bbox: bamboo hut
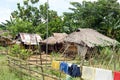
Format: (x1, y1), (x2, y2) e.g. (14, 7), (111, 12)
(0, 30), (13, 46)
(40, 33), (68, 53)
(64, 28), (119, 59)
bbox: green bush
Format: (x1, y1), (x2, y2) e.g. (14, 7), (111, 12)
(10, 44), (21, 57)
(20, 49), (32, 60)
(0, 46), (6, 50)
(10, 44), (32, 60)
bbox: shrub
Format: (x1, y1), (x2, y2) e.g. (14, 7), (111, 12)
(19, 49), (32, 60)
(10, 44), (32, 60)
(10, 44), (21, 57)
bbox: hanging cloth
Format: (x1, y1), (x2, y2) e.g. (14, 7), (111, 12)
(95, 68), (113, 80)
(114, 71), (120, 80)
(68, 64), (81, 77)
(51, 60), (60, 70)
(60, 62), (68, 74)
(82, 66), (96, 80)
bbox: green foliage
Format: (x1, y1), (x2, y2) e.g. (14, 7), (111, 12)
(0, 24), (6, 30)
(10, 44), (32, 60)
(46, 69), (60, 77)
(2, 32), (9, 36)
(0, 46), (6, 50)
(5, 1), (64, 38)
(10, 44), (21, 57)
(100, 47), (112, 55)
(51, 52), (60, 60)
(7, 19), (34, 38)
(0, 66), (20, 80)
(64, 0), (120, 41)
(19, 49), (32, 60)
(0, 55), (36, 80)
(2, 0), (120, 41)
(0, 55), (20, 80)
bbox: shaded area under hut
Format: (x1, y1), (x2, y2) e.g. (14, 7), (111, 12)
(40, 33), (68, 53)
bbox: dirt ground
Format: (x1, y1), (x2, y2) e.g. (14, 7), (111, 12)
(28, 53), (74, 66)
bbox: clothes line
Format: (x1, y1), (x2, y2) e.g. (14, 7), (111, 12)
(52, 61), (82, 77)
(51, 60), (120, 80)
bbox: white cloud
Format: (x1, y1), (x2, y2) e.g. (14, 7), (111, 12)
(0, 7), (12, 23)
(48, 0), (71, 15)
(0, 0), (120, 23)
(39, 0), (97, 15)
(0, 0), (23, 23)
(5, 0), (22, 3)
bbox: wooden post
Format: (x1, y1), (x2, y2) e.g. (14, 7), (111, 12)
(38, 43), (45, 80)
(113, 45), (116, 71)
(36, 47), (38, 64)
(79, 44), (87, 80)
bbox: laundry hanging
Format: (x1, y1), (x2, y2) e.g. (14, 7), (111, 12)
(95, 68), (113, 80)
(114, 71), (120, 80)
(60, 62), (68, 74)
(51, 60), (60, 70)
(68, 64), (81, 77)
(82, 66), (96, 80)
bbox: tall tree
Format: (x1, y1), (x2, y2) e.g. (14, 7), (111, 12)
(7, 18), (34, 38)
(11, 0), (42, 26)
(7, 0), (63, 38)
(63, 0), (120, 41)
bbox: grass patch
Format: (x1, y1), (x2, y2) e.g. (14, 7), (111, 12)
(0, 46), (7, 51)
(0, 66), (20, 80)
(0, 55), (21, 80)
(0, 54), (36, 80)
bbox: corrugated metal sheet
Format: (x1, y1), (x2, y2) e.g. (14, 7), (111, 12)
(19, 33), (42, 45)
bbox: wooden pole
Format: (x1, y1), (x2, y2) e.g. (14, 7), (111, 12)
(38, 41), (45, 80)
(113, 45), (116, 71)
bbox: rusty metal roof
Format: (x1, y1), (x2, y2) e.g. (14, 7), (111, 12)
(19, 33), (42, 45)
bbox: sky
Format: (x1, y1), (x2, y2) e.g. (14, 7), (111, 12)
(0, 0), (119, 24)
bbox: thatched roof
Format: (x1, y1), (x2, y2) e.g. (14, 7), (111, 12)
(41, 33), (68, 45)
(0, 30), (12, 38)
(0, 30), (8, 35)
(64, 28), (119, 48)
(0, 30), (12, 41)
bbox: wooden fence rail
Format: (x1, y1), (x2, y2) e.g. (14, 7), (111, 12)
(7, 55), (63, 80)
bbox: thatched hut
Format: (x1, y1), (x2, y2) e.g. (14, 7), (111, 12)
(40, 33), (68, 53)
(0, 30), (13, 46)
(64, 28), (119, 59)
(15, 33), (42, 50)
